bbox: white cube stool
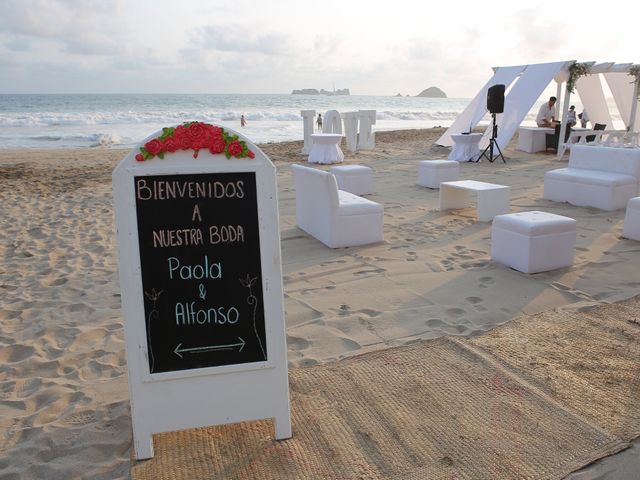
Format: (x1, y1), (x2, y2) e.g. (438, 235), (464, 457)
(330, 165), (373, 195)
(491, 211), (577, 274)
(418, 160), (459, 189)
(623, 197), (640, 241)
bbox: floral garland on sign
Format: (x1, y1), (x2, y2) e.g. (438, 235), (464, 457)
(135, 121), (255, 162)
(566, 62), (590, 94)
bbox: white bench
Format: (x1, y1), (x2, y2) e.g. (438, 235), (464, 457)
(291, 164), (383, 248)
(544, 145), (640, 211)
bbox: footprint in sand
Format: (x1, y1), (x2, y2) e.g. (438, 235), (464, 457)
(445, 308), (466, 319)
(465, 296), (482, 305)
(479, 276), (495, 288)
(64, 410), (97, 426)
(286, 335), (311, 351)
(425, 318), (445, 328)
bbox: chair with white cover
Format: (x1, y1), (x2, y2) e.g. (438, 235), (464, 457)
(291, 164), (384, 248)
(558, 128), (607, 158)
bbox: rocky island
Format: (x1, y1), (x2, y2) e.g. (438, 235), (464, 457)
(292, 88), (350, 95)
(416, 87), (447, 98)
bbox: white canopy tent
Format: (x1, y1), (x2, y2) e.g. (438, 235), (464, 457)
(437, 61), (640, 157)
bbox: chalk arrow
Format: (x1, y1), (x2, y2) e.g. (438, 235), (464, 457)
(174, 337), (246, 358)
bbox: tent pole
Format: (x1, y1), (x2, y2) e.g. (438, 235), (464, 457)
(557, 84), (571, 159)
(629, 80), (639, 133)
(556, 81), (563, 119)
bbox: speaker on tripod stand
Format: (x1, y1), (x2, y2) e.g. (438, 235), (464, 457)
(478, 84), (506, 163)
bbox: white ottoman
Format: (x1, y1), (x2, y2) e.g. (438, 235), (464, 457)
(418, 160), (459, 189)
(491, 211), (577, 274)
(330, 165), (373, 195)
(623, 197), (640, 240)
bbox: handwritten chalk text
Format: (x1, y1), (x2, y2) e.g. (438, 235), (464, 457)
(175, 303), (240, 325)
(136, 178), (245, 201)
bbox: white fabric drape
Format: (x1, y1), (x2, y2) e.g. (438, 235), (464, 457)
(604, 72), (640, 130)
(485, 61), (568, 152)
(435, 65), (524, 147)
(576, 75), (613, 129)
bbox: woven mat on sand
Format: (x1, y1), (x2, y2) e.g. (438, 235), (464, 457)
(132, 299), (640, 480)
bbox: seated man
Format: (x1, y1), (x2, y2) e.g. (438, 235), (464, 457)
(536, 96), (558, 128)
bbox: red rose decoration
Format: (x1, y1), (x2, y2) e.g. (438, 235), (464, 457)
(162, 137), (178, 153)
(227, 140), (243, 157)
(137, 122), (255, 163)
(144, 139), (162, 156)
(187, 122), (207, 143)
(209, 137), (226, 154)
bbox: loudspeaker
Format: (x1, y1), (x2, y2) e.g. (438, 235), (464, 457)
(487, 84), (505, 114)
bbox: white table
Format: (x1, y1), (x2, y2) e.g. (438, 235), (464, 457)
(439, 180), (510, 222)
(449, 133), (483, 162)
(517, 127), (554, 153)
(308, 133), (344, 164)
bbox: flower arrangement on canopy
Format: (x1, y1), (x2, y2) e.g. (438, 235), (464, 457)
(566, 62), (591, 94)
(629, 65), (640, 98)
(135, 121), (255, 162)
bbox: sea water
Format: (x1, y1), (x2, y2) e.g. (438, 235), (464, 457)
(0, 93), (474, 149)
(0, 93), (612, 149)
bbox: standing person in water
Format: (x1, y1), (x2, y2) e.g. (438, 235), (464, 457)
(240, 114), (247, 127)
(316, 113), (323, 131)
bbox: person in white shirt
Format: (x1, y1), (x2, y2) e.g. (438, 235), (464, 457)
(536, 96), (558, 127)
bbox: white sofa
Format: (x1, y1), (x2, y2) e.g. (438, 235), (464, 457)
(544, 145), (640, 211)
(291, 164), (384, 248)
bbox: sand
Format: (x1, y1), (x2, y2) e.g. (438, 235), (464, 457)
(0, 129), (638, 478)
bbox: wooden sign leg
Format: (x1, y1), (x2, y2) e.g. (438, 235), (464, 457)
(133, 422), (154, 459)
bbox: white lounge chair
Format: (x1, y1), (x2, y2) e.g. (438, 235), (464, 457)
(544, 144), (640, 211)
(290, 164), (384, 248)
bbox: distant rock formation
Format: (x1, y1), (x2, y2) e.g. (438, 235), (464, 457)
(292, 88), (350, 95)
(395, 93), (403, 97)
(292, 88), (320, 95)
(416, 87), (447, 98)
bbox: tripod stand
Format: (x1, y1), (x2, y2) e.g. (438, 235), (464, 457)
(478, 113), (505, 163)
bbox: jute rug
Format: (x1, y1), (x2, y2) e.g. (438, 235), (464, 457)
(131, 299), (640, 480)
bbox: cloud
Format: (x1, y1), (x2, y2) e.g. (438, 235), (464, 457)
(510, 8), (564, 59)
(0, 0), (127, 56)
(192, 24), (296, 56)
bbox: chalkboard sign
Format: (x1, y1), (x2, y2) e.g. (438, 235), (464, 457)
(134, 172), (267, 374)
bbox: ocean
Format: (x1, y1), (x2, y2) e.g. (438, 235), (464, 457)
(0, 93), (475, 149)
(0, 93), (606, 149)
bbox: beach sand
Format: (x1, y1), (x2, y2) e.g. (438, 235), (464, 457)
(1, 129), (638, 478)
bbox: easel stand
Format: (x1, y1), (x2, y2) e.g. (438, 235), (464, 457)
(477, 113), (505, 163)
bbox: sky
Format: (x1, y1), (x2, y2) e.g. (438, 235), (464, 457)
(0, 0), (637, 97)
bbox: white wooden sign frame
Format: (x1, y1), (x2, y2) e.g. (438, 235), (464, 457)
(113, 125), (291, 459)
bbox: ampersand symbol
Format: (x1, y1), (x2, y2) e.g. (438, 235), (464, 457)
(198, 284), (206, 300)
